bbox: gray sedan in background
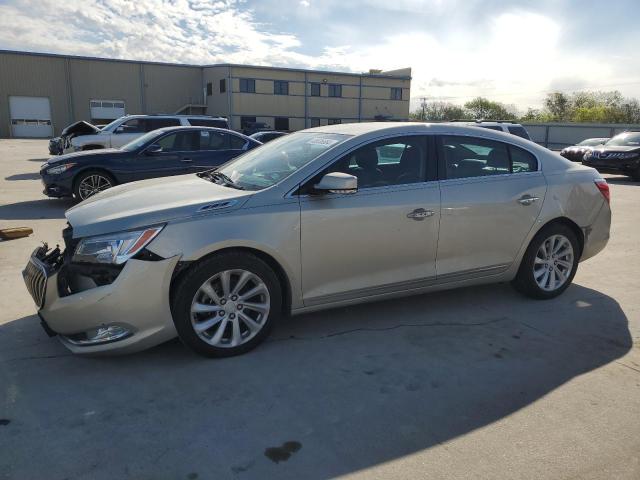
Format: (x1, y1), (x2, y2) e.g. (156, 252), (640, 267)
(23, 123), (611, 357)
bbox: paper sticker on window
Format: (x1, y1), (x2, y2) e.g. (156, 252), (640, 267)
(307, 137), (339, 146)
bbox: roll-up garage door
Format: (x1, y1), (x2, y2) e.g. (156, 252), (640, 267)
(9, 96), (53, 138)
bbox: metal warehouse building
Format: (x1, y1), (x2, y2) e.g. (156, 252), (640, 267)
(0, 50), (411, 138)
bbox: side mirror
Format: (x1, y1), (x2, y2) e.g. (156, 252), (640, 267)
(314, 172), (357, 194)
(145, 144), (163, 155)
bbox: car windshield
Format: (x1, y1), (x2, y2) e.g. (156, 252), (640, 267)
(578, 138), (606, 146)
(605, 132), (640, 147)
(120, 131), (161, 151)
(100, 118), (124, 132)
(216, 132), (350, 191)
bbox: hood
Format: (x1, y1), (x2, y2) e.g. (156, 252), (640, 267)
(45, 148), (123, 166)
(594, 145), (640, 153)
(60, 121), (102, 138)
(66, 174), (253, 238)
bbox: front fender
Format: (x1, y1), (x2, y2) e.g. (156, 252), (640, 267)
(146, 201), (303, 309)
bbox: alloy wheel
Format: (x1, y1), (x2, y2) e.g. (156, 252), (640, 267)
(533, 234), (574, 292)
(78, 174), (112, 200)
(190, 269), (270, 348)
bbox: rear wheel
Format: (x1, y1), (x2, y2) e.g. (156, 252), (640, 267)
(171, 252), (282, 357)
(512, 224), (579, 299)
(73, 170), (115, 201)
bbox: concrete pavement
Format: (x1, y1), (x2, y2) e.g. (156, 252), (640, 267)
(1, 139), (639, 480)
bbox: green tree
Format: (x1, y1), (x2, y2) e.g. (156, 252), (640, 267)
(463, 97), (516, 120)
(544, 92), (571, 121)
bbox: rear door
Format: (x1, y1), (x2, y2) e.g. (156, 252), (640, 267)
(128, 130), (201, 181)
(436, 135), (546, 278)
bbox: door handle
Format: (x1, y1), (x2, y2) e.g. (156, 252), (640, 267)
(518, 195), (539, 206)
(407, 208), (435, 221)
(181, 157), (193, 162)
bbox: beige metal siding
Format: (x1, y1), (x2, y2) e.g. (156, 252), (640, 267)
(203, 66), (231, 118)
(143, 64), (203, 114)
(68, 59), (142, 122)
(0, 52), (69, 137)
(0, 52), (410, 137)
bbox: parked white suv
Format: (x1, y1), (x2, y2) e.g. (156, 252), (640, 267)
(452, 120), (531, 140)
(59, 115), (229, 154)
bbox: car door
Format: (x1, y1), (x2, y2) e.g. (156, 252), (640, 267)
(436, 135), (546, 279)
(299, 135), (440, 306)
(129, 131), (201, 181)
(193, 131), (249, 170)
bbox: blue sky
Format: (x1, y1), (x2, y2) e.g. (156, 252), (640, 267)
(0, 0), (639, 111)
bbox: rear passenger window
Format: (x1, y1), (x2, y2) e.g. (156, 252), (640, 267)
(188, 118), (228, 128)
(508, 126), (530, 139)
(510, 145), (537, 172)
(199, 131), (228, 150)
(441, 136), (510, 179)
(229, 134), (247, 150)
(145, 118), (181, 131)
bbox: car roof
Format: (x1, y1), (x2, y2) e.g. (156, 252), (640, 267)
(149, 125), (249, 136)
(121, 114), (227, 120)
(308, 121), (526, 136)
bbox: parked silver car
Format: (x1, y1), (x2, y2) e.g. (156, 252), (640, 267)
(23, 123), (611, 356)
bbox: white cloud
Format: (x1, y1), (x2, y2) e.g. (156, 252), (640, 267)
(0, 1), (638, 111)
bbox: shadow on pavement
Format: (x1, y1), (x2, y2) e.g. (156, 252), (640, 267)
(0, 283), (631, 479)
(605, 175), (639, 186)
(0, 198), (73, 220)
(4, 173), (41, 181)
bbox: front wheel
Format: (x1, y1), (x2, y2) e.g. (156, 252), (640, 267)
(73, 170), (115, 201)
(171, 252), (282, 357)
(512, 224), (579, 299)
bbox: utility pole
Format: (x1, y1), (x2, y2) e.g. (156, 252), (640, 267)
(420, 97), (427, 121)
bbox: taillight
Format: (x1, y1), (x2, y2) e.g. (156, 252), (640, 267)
(595, 179), (610, 204)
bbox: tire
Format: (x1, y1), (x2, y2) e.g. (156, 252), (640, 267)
(512, 223), (579, 300)
(171, 252), (282, 358)
(73, 170), (116, 201)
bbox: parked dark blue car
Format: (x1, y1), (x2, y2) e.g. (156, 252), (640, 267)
(40, 126), (261, 201)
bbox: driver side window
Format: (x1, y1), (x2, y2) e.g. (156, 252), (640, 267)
(304, 136), (429, 192)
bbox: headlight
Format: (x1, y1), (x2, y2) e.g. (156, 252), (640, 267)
(72, 226), (164, 265)
(46, 163), (76, 175)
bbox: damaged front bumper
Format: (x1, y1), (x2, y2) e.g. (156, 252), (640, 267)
(22, 242), (180, 355)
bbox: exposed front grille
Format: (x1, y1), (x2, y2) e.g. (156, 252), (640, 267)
(23, 257), (48, 308)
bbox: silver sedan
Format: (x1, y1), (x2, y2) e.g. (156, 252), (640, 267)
(23, 122), (611, 356)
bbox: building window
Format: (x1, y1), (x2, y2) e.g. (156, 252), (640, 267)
(274, 117), (290, 131)
(219, 79), (226, 93)
(206, 82), (213, 96)
(240, 116), (257, 129)
(310, 83), (321, 96)
(310, 118), (321, 127)
(390, 87), (402, 100)
(274, 80), (289, 95)
(328, 84), (342, 97)
(239, 78), (256, 93)
(328, 118), (341, 125)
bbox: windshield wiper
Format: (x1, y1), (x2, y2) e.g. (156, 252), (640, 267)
(199, 171), (244, 190)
